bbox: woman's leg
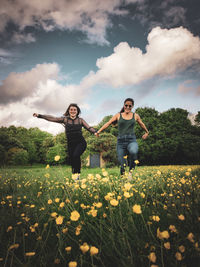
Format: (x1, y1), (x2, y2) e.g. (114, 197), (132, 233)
(117, 138), (127, 175)
(71, 140), (87, 174)
(127, 141), (138, 172)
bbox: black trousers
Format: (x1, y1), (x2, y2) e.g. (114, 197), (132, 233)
(68, 139), (87, 174)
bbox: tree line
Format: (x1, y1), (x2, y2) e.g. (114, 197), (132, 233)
(0, 108), (200, 166)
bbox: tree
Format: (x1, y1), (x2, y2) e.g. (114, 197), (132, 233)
(195, 111), (200, 126)
(46, 144), (67, 165)
(6, 147), (29, 165)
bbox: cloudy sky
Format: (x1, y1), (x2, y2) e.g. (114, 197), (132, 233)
(0, 0), (200, 134)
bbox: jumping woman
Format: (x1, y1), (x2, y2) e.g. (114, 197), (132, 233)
(97, 98), (149, 178)
(33, 103), (97, 179)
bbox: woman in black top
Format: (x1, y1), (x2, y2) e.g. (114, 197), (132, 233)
(33, 103), (97, 179)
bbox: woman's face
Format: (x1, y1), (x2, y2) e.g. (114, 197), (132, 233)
(69, 106), (78, 117)
(124, 101), (133, 113)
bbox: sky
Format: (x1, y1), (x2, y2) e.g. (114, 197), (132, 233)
(0, 0), (200, 135)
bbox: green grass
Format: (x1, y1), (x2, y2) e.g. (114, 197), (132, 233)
(0, 165), (200, 267)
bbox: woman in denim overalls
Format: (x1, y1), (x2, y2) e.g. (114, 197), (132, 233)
(97, 98), (149, 177)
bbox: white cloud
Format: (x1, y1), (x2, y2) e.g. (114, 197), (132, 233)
(0, 0), (133, 45)
(74, 27), (200, 89)
(0, 63), (60, 104)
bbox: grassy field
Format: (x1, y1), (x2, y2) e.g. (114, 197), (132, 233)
(0, 164), (200, 267)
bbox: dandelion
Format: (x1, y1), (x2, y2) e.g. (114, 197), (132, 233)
(56, 216), (64, 225)
(169, 225), (177, 233)
(54, 155), (60, 161)
(48, 199), (53, 204)
(102, 171), (108, 176)
(148, 252), (156, 263)
(55, 198), (60, 203)
(123, 155), (128, 159)
(80, 242), (90, 253)
(90, 246), (99, 256)
(110, 199), (119, 206)
(178, 214), (185, 221)
(185, 171), (190, 176)
(25, 252), (35, 257)
(140, 192), (145, 198)
(124, 191), (131, 198)
(7, 226), (13, 232)
(70, 210), (80, 221)
(54, 259), (60, 264)
(124, 182), (132, 191)
(134, 160), (139, 165)
(95, 202), (102, 208)
(157, 170), (161, 175)
(132, 204), (142, 214)
(68, 262), (77, 267)
(175, 252), (182, 261)
(62, 228), (68, 234)
(164, 242), (170, 250)
(46, 164), (50, 169)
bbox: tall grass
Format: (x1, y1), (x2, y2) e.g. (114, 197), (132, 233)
(0, 164), (200, 267)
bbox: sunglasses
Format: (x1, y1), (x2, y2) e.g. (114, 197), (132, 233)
(124, 104), (132, 108)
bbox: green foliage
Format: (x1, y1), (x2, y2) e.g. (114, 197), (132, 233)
(6, 147), (29, 165)
(195, 111), (200, 126)
(46, 143), (67, 165)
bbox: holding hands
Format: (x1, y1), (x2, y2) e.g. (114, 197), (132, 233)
(33, 113), (38, 117)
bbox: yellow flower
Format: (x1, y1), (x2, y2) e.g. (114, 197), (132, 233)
(95, 202), (102, 208)
(157, 228), (170, 239)
(169, 225), (177, 233)
(62, 228), (68, 234)
(148, 252), (156, 263)
(54, 155), (60, 161)
(140, 192), (145, 198)
(59, 202), (65, 208)
(7, 226), (13, 232)
(110, 199), (119, 206)
(9, 244), (19, 250)
(175, 252), (182, 261)
(187, 232), (195, 243)
(65, 246), (72, 252)
(55, 198), (60, 203)
(178, 214), (185, 221)
(90, 246), (99, 256)
(132, 204), (142, 214)
(25, 252), (35, 257)
(70, 210), (80, 221)
(68, 261), (77, 267)
(54, 258), (60, 264)
(178, 245), (185, 253)
(56, 216), (64, 225)
(80, 242), (90, 253)
(185, 171), (190, 176)
(48, 199), (53, 204)
(134, 160), (139, 165)
(124, 182), (132, 191)
(124, 191), (131, 198)
(164, 242), (170, 250)
(51, 212), (58, 218)
(157, 170), (161, 175)
(152, 216), (160, 222)
(46, 164), (50, 169)
(102, 171), (108, 176)
(123, 155), (128, 159)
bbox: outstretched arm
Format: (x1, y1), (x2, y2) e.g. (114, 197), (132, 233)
(81, 118), (97, 134)
(135, 113), (149, 140)
(97, 113), (119, 134)
(33, 113), (64, 123)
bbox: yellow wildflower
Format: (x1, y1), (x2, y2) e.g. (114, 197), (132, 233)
(148, 252), (156, 263)
(59, 202), (65, 208)
(175, 252), (182, 261)
(187, 233), (195, 243)
(157, 228), (170, 239)
(56, 216), (64, 225)
(90, 246), (99, 256)
(9, 244), (19, 250)
(54, 155), (60, 161)
(178, 214), (185, 221)
(164, 242), (171, 250)
(178, 245), (185, 253)
(25, 252), (35, 256)
(55, 198), (60, 203)
(70, 210), (80, 221)
(68, 262), (77, 267)
(48, 199), (53, 204)
(54, 258), (60, 264)
(46, 164), (50, 169)
(152, 216), (160, 222)
(110, 199), (119, 206)
(7, 226), (13, 232)
(80, 242), (90, 253)
(95, 202), (102, 208)
(169, 225), (177, 233)
(132, 204), (142, 214)
(51, 212), (58, 218)
(134, 160), (139, 165)
(65, 246), (72, 252)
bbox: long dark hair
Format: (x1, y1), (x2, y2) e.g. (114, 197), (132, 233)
(63, 103), (81, 117)
(112, 98), (134, 125)
(120, 98), (134, 113)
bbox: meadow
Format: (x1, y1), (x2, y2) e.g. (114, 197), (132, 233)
(0, 163), (200, 267)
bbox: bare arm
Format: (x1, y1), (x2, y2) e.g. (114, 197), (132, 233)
(33, 113), (64, 123)
(97, 113), (119, 134)
(135, 113), (149, 140)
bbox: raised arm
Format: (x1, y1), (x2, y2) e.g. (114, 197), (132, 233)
(135, 113), (149, 140)
(81, 118), (97, 134)
(97, 113), (119, 134)
(33, 113), (64, 123)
